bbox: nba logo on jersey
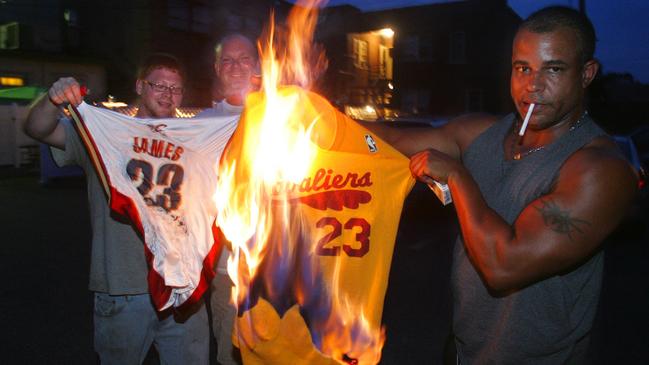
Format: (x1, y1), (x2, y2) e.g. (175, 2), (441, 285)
(364, 134), (378, 153)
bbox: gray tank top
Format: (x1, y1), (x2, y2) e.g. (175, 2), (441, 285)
(453, 113), (606, 364)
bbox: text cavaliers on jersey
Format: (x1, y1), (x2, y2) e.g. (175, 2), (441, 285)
(272, 168), (372, 195)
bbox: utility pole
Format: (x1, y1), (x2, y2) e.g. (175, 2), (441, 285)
(579, 0), (586, 15)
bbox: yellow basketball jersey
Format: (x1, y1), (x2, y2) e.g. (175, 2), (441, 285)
(222, 88), (414, 363)
(298, 107), (415, 332)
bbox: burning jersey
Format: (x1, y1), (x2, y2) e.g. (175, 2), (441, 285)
(222, 88), (415, 363)
(67, 102), (239, 311)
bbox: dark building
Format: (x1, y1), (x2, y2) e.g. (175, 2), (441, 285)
(0, 0), (107, 166)
(71, 0), (290, 107)
(0, 0), (292, 107)
(589, 72), (649, 133)
(0, 0), (291, 166)
(2, 0), (520, 117)
(315, 5), (395, 119)
(312, 0), (521, 119)
(361, 0), (521, 117)
(0, 0), (106, 97)
(316, 6), (370, 106)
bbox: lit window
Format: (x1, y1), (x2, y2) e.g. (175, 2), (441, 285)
(64, 9), (79, 26)
(167, 0), (211, 34)
(379, 45), (392, 79)
(353, 38), (368, 69)
(0, 22), (19, 49)
(1, 76), (24, 86)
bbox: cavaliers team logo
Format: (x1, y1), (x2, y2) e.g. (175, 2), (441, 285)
(146, 123), (168, 136)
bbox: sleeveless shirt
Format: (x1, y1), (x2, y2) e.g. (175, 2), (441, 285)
(453, 113), (606, 364)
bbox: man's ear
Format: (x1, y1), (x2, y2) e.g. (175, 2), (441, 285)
(254, 59), (261, 75)
(582, 59), (599, 88)
(135, 79), (144, 96)
(214, 61), (221, 79)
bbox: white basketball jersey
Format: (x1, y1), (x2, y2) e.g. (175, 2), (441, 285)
(68, 102), (238, 310)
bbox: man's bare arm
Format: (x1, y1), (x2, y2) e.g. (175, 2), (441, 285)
(358, 113), (496, 159)
(24, 77), (84, 150)
(446, 139), (638, 294)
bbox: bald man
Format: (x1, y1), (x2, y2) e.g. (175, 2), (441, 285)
(198, 33), (259, 365)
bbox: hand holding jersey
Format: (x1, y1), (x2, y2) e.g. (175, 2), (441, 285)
(66, 102), (239, 310)
(48, 77), (86, 107)
(25, 56), (215, 364)
(22, 77), (84, 150)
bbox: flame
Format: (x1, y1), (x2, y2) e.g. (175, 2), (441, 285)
(214, 1), (385, 363)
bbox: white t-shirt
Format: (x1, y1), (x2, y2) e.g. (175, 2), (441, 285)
(196, 99), (244, 118)
(196, 100), (244, 275)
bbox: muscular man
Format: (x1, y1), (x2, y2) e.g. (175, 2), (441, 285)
(364, 7), (637, 363)
(24, 53), (210, 364)
(197, 33), (259, 365)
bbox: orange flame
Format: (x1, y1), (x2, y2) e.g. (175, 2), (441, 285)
(214, 1), (385, 363)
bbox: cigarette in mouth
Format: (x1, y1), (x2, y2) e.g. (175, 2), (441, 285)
(518, 103), (535, 137)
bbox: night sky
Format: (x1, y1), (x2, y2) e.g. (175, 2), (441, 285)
(324, 0), (649, 84)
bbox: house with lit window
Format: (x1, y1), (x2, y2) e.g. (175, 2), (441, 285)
(0, 0), (291, 167)
(314, 5), (395, 120)
(316, 0), (520, 119)
(362, 0), (521, 117)
(0, 16), (106, 167)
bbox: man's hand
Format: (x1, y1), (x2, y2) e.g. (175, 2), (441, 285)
(48, 77), (84, 107)
(23, 77), (80, 149)
(409, 148), (464, 184)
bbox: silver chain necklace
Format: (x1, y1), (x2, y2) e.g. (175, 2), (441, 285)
(511, 112), (587, 160)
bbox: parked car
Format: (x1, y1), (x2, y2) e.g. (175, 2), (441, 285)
(39, 144), (84, 185)
(630, 125), (649, 171)
(613, 134), (648, 227)
(613, 134), (647, 192)
(379, 116), (449, 128)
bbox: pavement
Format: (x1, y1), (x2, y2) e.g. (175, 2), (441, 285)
(0, 167), (647, 364)
(0, 172), (95, 364)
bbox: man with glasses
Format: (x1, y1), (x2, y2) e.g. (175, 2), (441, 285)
(135, 59), (184, 118)
(23, 53), (210, 364)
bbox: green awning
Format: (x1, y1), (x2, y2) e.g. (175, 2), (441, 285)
(0, 86), (46, 101)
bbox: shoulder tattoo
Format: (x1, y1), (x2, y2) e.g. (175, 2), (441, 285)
(535, 199), (591, 241)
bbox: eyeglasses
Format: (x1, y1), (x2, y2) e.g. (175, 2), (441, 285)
(220, 55), (255, 67)
(143, 80), (184, 95)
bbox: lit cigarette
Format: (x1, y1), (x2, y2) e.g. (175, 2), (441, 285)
(518, 103), (535, 136)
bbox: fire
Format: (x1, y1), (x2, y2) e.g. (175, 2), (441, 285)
(214, 1), (386, 363)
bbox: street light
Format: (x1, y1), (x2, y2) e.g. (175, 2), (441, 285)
(379, 28), (394, 38)
(101, 95), (128, 109)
